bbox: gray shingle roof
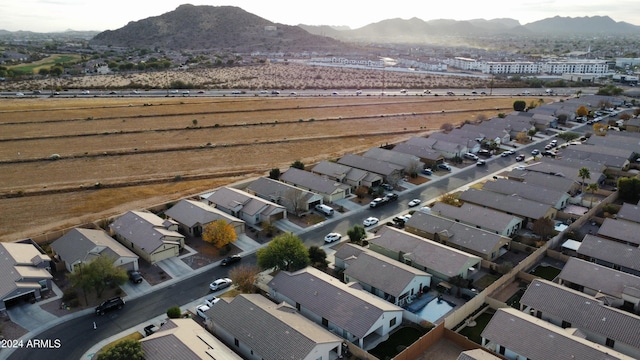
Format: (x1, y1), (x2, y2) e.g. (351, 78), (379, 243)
(482, 308), (633, 360)
(560, 148), (630, 169)
(51, 228), (138, 266)
(363, 147), (424, 170)
(507, 170), (578, 194)
(246, 177), (317, 208)
(457, 349), (502, 360)
(521, 279), (640, 351)
(458, 188), (552, 220)
(337, 244), (431, 297)
(206, 186), (284, 216)
(558, 257), (640, 300)
(597, 218), (640, 246)
(577, 235), (640, 272)
(482, 178), (569, 207)
(616, 203), (640, 224)
(0, 243), (52, 301)
(164, 199), (243, 228)
(267, 267), (403, 339)
(338, 153), (404, 177)
(431, 202), (522, 235)
(311, 160), (368, 183)
(109, 210), (184, 253)
(405, 212), (510, 256)
(280, 167), (349, 195)
(369, 227), (481, 278)
(392, 143), (444, 161)
(208, 294), (342, 360)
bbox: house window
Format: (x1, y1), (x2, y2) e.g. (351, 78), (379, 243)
(296, 302), (300, 311)
(498, 345), (505, 355)
(606, 338), (615, 348)
(561, 320), (571, 328)
(234, 338), (239, 347)
(322, 318), (328, 327)
(390, 317), (396, 327)
(39, 280), (48, 291)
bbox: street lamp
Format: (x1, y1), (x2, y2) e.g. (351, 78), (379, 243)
(379, 57), (397, 95)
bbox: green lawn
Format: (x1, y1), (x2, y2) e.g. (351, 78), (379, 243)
(473, 274), (500, 290)
(8, 54), (81, 74)
(370, 326), (426, 360)
(507, 288), (526, 309)
(530, 265), (561, 281)
(458, 311), (494, 344)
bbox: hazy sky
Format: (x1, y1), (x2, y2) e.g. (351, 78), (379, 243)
(3, 0), (639, 33)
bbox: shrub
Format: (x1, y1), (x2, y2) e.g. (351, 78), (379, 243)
(62, 289), (78, 301)
(167, 306), (182, 319)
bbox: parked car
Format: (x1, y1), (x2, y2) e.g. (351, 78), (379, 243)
(476, 159), (486, 166)
(315, 204), (334, 216)
(95, 297), (125, 315)
(501, 152), (510, 157)
(408, 199), (421, 207)
(369, 198), (384, 208)
(221, 255), (241, 266)
(363, 217), (379, 227)
(422, 168), (433, 175)
(437, 163), (452, 171)
(209, 278), (233, 291)
(383, 193), (398, 202)
(477, 149), (491, 157)
(196, 304), (210, 319)
(515, 155), (525, 162)
(128, 270), (143, 284)
(463, 153), (478, 161)
(381, 183), (394, 191)
(324, 232), (342, 243)
(205, 295), (220, 307)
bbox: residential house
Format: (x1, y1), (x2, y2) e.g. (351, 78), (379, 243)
(268, 267), (404, 349)
(431, 202), (523, 237)
(577, 234), (640, 277)
(333, 243), (432, 306)
(368, 227), (482, 281)
(584, 133), (640, 153)
(50, 228), (139, 274)
(597, 218), (640, 247)
(508, 111), (558, 130)
(109, 210), (184, 265)
(404, 211), (511, 261)
(520, 279), (640, 358)
(363, 147), (425, 174)
(0, 242), (52, 311)
(140, 318), (243, 360)
(205, 186), (286, 226)
(391, 143), (444, 167)
(245, 177), (323, 216)
(557, 257), (640, 312)
(481, 307), (634, 360)
(165, 199), (245, 237)
(523, 157), (605, 185)
(482, 178), (570, 210)
(457, 349), (503, 360)
(458, 188), (557, 228)
(617, 202), (640, 224)
(428, 132), (482, 154)
(625, 118), (640, 132)
(337, 153), (404, 184)
(206, 294), (344, 360)
(280, 167), (350, 203)
(456, 124), (510, 145)
(405, 136), (466, 159)
(506, 169), (581, 196)
(311, 160), (382, 189)
(561, 145), (632, 171)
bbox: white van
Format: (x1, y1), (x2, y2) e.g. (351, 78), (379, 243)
(315, 204), (334, 216)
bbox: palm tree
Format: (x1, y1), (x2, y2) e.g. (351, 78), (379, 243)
(587, 183), (599, 208)
(578, 167), (591, 195)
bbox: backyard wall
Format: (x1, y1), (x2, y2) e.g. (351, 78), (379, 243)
(393, 322), (445, 360)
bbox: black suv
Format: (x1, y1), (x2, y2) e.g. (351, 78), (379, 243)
(95, 297), (125, 315)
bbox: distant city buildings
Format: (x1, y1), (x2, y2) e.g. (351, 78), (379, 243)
(450, 56), (611, 76)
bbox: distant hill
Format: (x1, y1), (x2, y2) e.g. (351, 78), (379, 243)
(89, 4), (349, 52)
(523, 15), (640, 34)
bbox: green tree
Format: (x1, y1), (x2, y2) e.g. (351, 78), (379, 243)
(532, 217), (554, 240)
(513, 100), (526, 112)
(578, 167), (591, 195)
(229, 265), (260, 293)
(202, 220), (237, 249)
(557, 132), (580, 142)
(166, 306), (182, 319)
(347, 225), (367, 245)
(290, 160), (305, 170)
(96, 339), (144, 360)
(68, 255), (127, 300)
(308, 245), (329, 269)
(617, 177), (640, 203)
(269, 168), (281, 179)
(256, 233), (309, 271)
(586, 183), (599, 208)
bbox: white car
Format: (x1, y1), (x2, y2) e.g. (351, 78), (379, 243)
(15, 92), (24, 96)
(81, 90), (90, 95)
(170, 90), (179, 94)
(363, 217), (379, 227)
(205, 295), (220, 307)
(408, 199), (421, 207)
(209, 278), (233, 291)
(196, 304), (210, 319)
(324, 233), (342, 243)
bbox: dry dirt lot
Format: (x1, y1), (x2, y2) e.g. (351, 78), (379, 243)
(0, 94), (519, 242)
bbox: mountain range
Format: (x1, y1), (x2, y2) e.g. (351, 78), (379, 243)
(12, 5), (640, 51)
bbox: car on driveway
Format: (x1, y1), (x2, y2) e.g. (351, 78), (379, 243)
(437, 163), (452, 171)
(515, 155), (525, 162)
(205, 295), (220, 307)
(221, 255), (241, 266)
(408, 199), (421, 207)
(209, 278), (233, 291)
(463, 153), (478, 160)
(95, 297), (125, 315)
(422, 168), (432, 175)
(128, 270), (143, 284)
(381, 183), (394, 191)
(324, 233), (342, 243)
(363, 217), (379, 227)
(196, 304), (210, 319)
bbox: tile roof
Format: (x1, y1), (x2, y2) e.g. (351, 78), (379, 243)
(520, 279), (640, 351)
(50, 228), (138, 266)
(431, 202), (522, 235)
(208, 294), (342, 360)
(369, 227), (481, 278)
(165, 199), (243, 228)
(405, 212), (510, 256)
(597, 218), (640, 246)
(558, 257), (640, 300)
(109, 210), (184, 253)
(337, 244), (431, 297)
(577, 235), (640, 272)
(268, 267), (403, 339)
(280, 167), (350, 195)
(616, 203), (640, 224)
(481, 307), (634, 360)
(458, 188), (552, 220)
